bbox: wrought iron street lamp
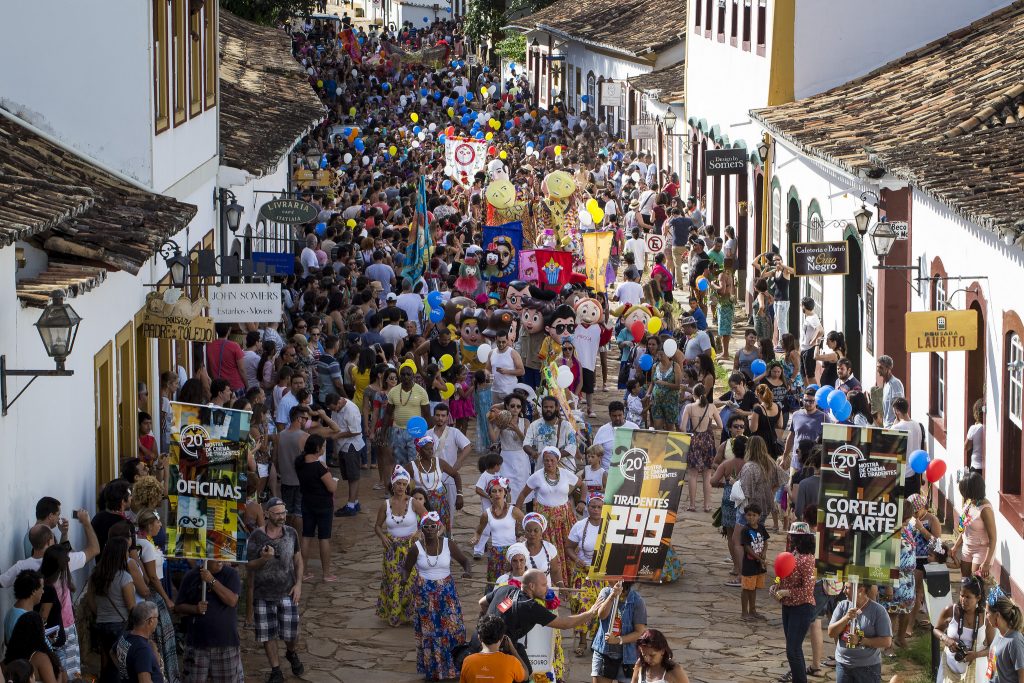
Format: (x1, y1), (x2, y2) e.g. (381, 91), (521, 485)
(1, 293), (81, 415)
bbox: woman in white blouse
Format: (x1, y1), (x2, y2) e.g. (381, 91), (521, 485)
(565, 493), (606, 656)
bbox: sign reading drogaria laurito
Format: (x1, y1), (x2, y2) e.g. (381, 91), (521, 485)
(208, 283), (283, 323)
(258, 199), (319, 224)
(792, 241), (850, 276)
(904, 310), (979, 352)
(141, 291), (215, 342)
(704, 148), (748, 176)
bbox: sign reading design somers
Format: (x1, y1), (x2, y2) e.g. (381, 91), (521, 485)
(704, 148), (748, 176)
(208, 283), (283, 323)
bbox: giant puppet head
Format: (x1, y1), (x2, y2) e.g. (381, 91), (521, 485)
(485, 179), (516, 211)
(487, 158), (509, 183)
(506, 281), (553, 313)
(574, 296), (604, 326)
(454, 255), (481, 295)
(612, 303), (661, 334)
(546, 304), (577, 346)
(521, 298), (550, 334)
(542, 170), (576, 200)
(457, 307), (487, 347)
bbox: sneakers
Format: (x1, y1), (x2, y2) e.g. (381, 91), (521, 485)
(266, 668), (284, 683)
(472, 552), (483, 560)
(285, 650), (304, 676)
(353, 501), (361, 513)
(334, 503), (358, 517)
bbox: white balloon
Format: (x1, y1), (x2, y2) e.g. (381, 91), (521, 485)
(362, 155), (370, 165)
(335, 87), (343, 95)
(663, 339), (678, 357)
(556, 365), (574, 389)
(351, 69), (358, 78)
(420, 97), (428, 105)
(400, 95), (408, 105)
(476, 343), (492, 363)
(343, 153), (352, 163)
(579, 211), (594, 226)
(631, 172), (641, 182)
(418, 131), (426, 141)
(428, 123), (437, 132)
(412, 140), (421, 148)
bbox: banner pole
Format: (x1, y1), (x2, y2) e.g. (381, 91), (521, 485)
(201, 558), (208, 602)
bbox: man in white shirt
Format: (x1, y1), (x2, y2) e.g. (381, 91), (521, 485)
(799, 297), (824, 382)
(682, 317), (712, 362)
(241, 331), (262, 390)
(573, 317), (602, 415)
(380, 304), (409, 347)
(624, 227), (648, 274)
(300, 234), (320, 276)
(430, 404), (472, 516)
(592, 401), (639, 469)
(877, 354), (906, 428)
(1, 511), (99, 588)
(614, 267), (643, 307)
(396, 279), (425, 333)
(523, 396), (578, 466)
(329, 393), (366, 517)
(890, 397), (923, 491)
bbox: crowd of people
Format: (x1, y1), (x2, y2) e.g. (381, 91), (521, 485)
(2, 10), (1023, 683)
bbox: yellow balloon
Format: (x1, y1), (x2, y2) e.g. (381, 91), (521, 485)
(447, 107), (455, 117)
(346, 218), (356, 228)
(441, 382), (455, 399)
(481, 86), (488, 96)
(411, 112), (419, 123)
(317, 79), (323, 88)
(486, 132), (494, 141)
(439, 354), (454, 371)
(554, 145), (562, 156)
(648, 317), (663, 334)
(388, 145), (398, 156)
(349, 107), (356, 116)
(499, 150), (507, 159)
(585, 198), (598, 212)
(401, 359), (418, 374)
(591, 207), (605, 223)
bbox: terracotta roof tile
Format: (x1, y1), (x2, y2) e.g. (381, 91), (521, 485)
(751, 1), (1024, 175)
(627, 60), (685, 103)
(514, 0), (686, 57)
(220, 11), (326, 175)
(870, 123), (1024, 235)
(16, 262), (107, 307)
(0, 114), (198, 274)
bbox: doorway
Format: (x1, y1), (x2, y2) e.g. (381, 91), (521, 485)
(786, 196), (801, 333)
(964, 301), (986, 466)
(843, 232), (863, 377)
(94, 342), (116, 487)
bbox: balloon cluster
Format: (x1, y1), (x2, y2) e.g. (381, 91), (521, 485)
(814, 386), (853, 422)
(909, 449), (947, 483)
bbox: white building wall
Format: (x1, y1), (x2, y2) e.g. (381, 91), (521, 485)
(792, 0), (1014, 99)
(0, 0), (153, 184)
(153, 112), (220, 196)
(905, 191), (1024, 595)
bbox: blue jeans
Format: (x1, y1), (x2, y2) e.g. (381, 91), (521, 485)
(835, 662), (881, 683)
(781, 603), (815, 683)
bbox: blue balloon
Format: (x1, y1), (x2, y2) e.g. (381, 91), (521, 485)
(429, 307), (444, 323)
(382, 82), (391, 92)
(909, 449), (930, 474)
(427, 291), (444, 308)
(509, 62), (516, 69)
(750, 359), (767, 376)
(413, 126), (422, 134)
(483, 66), (490, 73)
(638, 353), (654, 372)
(408, 416), (428, 438)
(315, 222), (326, 236)
(354, 138), (365, 152)
(832, 400), (853, 422)
(423, 16), (429, 22)
(827, 388), (849, 413)
(358, 36), (365, 44)
(505, 120), (514, 129)
(445, 6), (451, 12)
(319, 155), (328, 169)
(457, 96), (465, 105)
(442, 179), (453, 191)
(474, 131), (484, 139)
(697, 277), (710, 291)
(434, 92), (442, 101)
(420, 87), (428, 96)
(343, 127), (352, 136)
(451, 60), (459, 68)
(438, 134), (446, 144)
(815, 385), (834, 410)
(581, 94), (590, 104)
(465, 92), (474, 101)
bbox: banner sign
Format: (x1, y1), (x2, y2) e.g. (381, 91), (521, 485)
(520, 621), (554, 681)
(445, 136), (488, 182)
(167, 402), (251, 561)
(533, 249), (573, 292)
(817, 424), (907, 585)
(590, 428), (687, 581)
(704, 148), (748, 176)
(482, 222), (524, 284)
(904, 310), (978, 352)
(792, 241), (850, 276)
(383, 42), (448, 68)
(518, 249), (538, 283)
(208, 283), (283, 323)
(252, 251), (295, 276)
(142, 292), (215, 342)
(582, 231), (614, 291)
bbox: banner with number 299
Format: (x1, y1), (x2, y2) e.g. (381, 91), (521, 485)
(589, 428), (688, 582)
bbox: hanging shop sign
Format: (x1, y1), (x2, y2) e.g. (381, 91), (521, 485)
(904, 310), (979, 353)
(258, 199), (319, 225)
(704, 148), (748, 176)
(142, 291), (215, 342)
(630, 124), (656, 140)
(792, 241), (849, 276)
(208, 283), (283, 324)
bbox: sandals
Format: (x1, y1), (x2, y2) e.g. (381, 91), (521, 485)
(806, 669), (823, 678)
(821, 656), (837, 668)
(777, 672), (794, 682)
(573, 642), (587, 657)
(686, 506), (697, 512)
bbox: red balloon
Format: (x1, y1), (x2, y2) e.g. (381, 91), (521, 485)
(445, 125), (455, 137)
(774, 551), (797, 579)
(514, 116), (521, 125)
(926, 459), (947, 483)
(488, 145), (497, 156)
(630, 321), (645, 342)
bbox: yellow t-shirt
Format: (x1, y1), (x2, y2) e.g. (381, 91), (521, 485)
(387, 384), (429, 428)
(351, 367), (371, 409)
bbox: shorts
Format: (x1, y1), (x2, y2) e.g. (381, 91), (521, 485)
(280, 484), (302, 516)
(340, 444), (362, 481)
(961, 546), (985, 567)
(741, 574), (766, 590)
(391, 427), (416, 466)
(257, 462), (270, 478)
(591, 651), (634, 680)
(182, 645), (244, 683)
(254, 596), (299, 643)
(300, 504), (333, 539)
(581, 368), (596, 394)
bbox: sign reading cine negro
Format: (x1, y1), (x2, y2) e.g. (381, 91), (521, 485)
(792, 241), (849, 276)
(905, 310), (979, 352)
(704, 148), (748, 176)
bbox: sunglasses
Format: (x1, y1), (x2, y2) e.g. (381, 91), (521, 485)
(554, 323), (576, 334)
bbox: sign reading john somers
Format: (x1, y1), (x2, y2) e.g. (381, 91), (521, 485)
(704, 148), (748, 176)
(792, 241), (849, 276)
(208, 284), (283, 323)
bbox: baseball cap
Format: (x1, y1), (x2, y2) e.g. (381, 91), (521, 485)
(386, 292), (398, 301)
(266, 497), (286, 510)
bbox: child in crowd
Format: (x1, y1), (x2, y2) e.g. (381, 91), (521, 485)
(740, 503), (769, 620)
(578, 445), (607, 504)
(625, 379), (646, 427)
(449, 365), (475, 435)
(473, 453), (504, 559)
(137, 412), (165, 487)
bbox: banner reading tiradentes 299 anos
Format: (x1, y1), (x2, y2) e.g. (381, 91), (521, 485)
(817, 424), (907, 585)
(167, 402), (251, 562)
(589, 428), (687, 582)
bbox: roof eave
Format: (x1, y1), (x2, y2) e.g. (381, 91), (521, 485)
(534, 24), (643, 59)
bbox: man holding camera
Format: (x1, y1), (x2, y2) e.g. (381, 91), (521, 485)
(246, 498), (305, 683)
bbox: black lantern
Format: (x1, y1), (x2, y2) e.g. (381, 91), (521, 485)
(2, 293), (80, 415)
(853, 203), (873, 237)
(870, 221), (898, 262)
(159, 239), (189, 287)
(225, 199), (244, 233)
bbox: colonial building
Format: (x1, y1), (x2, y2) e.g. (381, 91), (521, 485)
(751, 2), (1024, 605)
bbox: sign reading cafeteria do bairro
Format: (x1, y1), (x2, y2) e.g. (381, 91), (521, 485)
(904, 309), (979, 352)
(792, 241), (849, 276)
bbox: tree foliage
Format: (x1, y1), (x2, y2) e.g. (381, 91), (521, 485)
(495, 32), (526, 64)
(464, 0), (556, 45)
(221, 0), (317, 26)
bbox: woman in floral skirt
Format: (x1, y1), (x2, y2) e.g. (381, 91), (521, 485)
(470, 476), (523, 586)
(565, 493), (606, 656)
(374, 466), (426, 626)
(515, 446), (585, 584)
(403, 512), (473, 681)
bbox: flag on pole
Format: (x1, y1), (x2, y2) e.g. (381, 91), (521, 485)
(402, 175), (432, 283)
